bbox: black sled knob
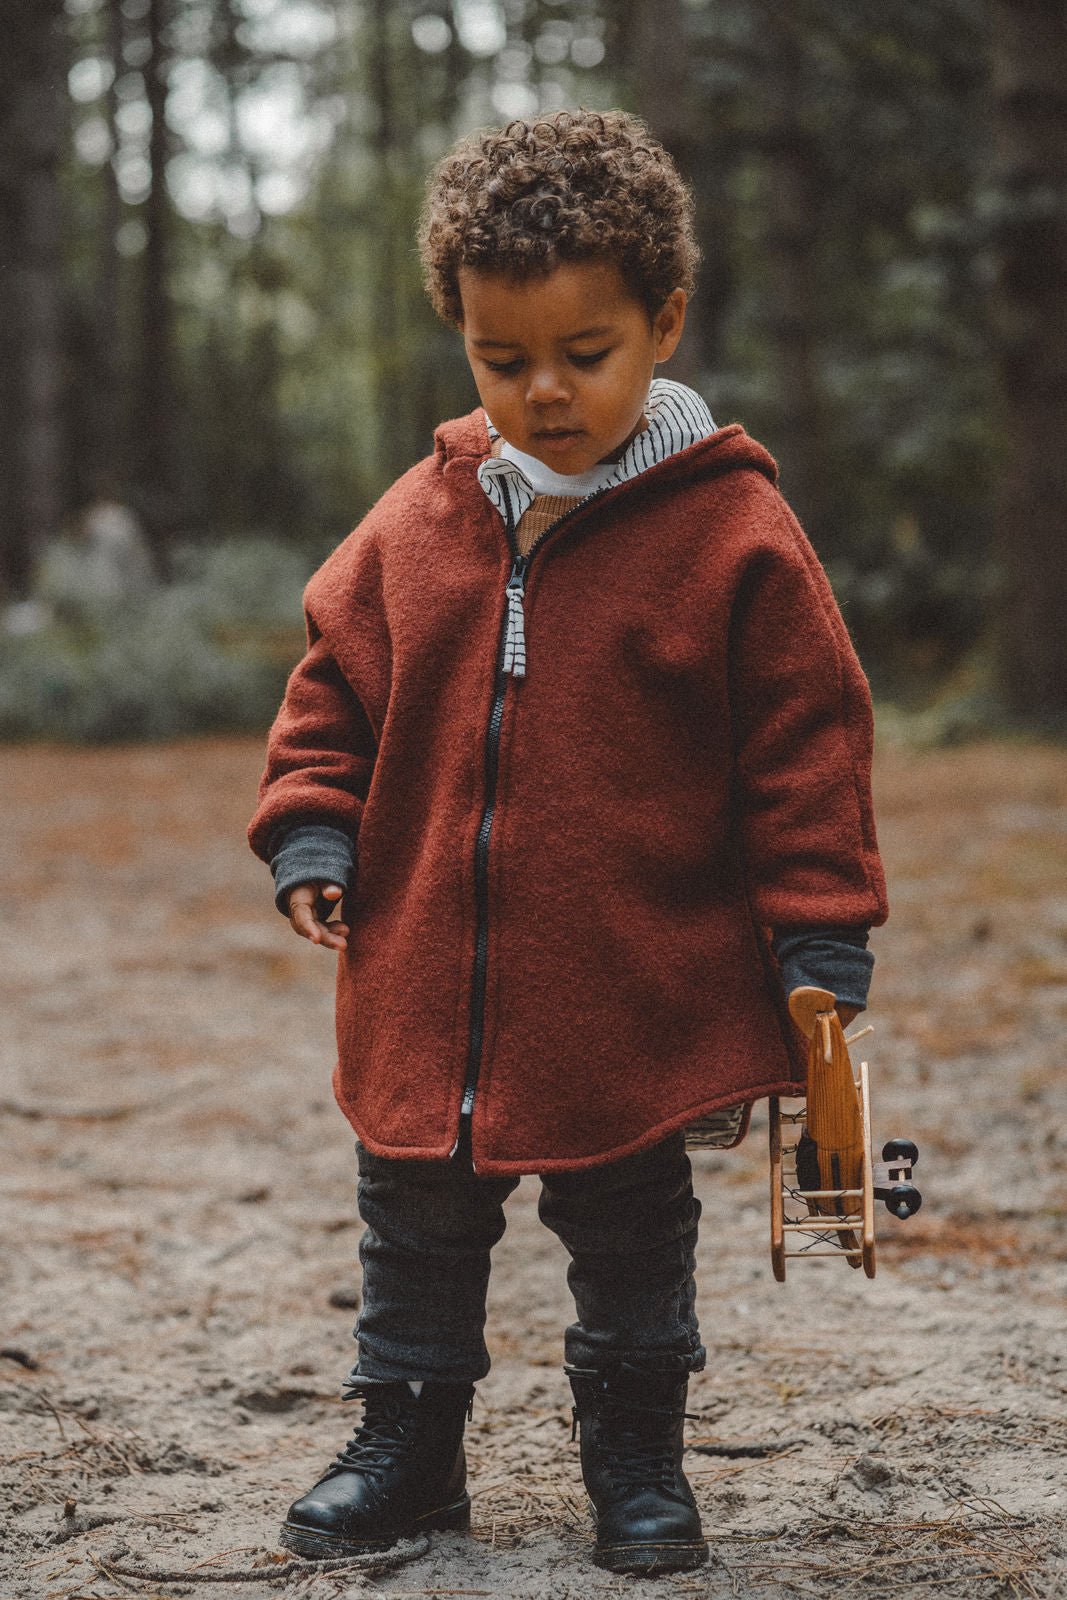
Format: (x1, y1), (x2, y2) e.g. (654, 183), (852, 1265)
(882, 1138), (919, 1166)
(883, 1182), (922, 1219)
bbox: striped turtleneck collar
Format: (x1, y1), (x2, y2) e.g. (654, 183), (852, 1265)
(477, 378), (716, 528)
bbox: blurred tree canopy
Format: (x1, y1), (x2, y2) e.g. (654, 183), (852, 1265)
(1, 0), (1065, 732)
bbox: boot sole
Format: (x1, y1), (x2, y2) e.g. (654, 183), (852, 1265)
(280, 1493), (471, 1560)
(594, 1537), (709, 1575)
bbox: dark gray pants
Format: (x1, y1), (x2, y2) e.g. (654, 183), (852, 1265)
(351, 1129), (705, 1384)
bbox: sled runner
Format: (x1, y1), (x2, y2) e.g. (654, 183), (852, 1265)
(769, 987), (921, 1281)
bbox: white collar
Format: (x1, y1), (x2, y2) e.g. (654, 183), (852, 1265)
(495, 441), (621, 498)
(477, 378), (716, 529)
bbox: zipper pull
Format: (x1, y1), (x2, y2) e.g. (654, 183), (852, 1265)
(502, 554), (528, 679)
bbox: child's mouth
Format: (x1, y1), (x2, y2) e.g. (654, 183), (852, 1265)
(533, 428), (584, 454)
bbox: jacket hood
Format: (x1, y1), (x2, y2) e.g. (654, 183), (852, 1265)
(433, 407), (779, 492)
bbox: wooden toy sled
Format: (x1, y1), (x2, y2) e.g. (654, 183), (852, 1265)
(769, 987), (921, 1280)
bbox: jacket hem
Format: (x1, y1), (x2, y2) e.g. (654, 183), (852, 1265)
(332, 1075), (801, 1177)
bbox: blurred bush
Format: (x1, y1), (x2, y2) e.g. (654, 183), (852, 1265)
(0, 537), (311, 742)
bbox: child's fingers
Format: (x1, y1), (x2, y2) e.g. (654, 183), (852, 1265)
(294, 911), (349, 949)
(316, 885), (349, 931)
(287, 884), (349, 948)
(288, 894), (322, 942)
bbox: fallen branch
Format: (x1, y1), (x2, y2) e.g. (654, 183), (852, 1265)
(88, 1553), (140, 1592)
(2, 1097), (137, 1122)
(99, 1535), (430, 1586)
(0, 1073), (215, 1123)
(0, 1345), (40, 1370)
(689, 1438), (804, 1458)
(49, 1512), (128, 1546)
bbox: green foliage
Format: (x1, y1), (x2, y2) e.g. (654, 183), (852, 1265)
(4, 0), (1028, 733)
(653, 0), (999, 697)
(0, 538), (310, 742)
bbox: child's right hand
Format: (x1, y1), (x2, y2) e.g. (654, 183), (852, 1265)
(286, 882), (350, 950)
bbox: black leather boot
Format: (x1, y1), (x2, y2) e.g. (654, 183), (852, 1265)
(280, 1380), (474, 1558)
(567, 1366), (708, 1575)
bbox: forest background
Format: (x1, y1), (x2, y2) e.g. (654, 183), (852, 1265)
(1, 0), (1065, 741)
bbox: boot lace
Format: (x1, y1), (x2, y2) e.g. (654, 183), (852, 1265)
(322, 1391), (417, 1483)
(575, 1396), (697, 1493)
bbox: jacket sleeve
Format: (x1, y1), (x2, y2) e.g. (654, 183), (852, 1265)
(247, 630), (377, 865)
(771, 925), (874, 1009)
(729, 516), (888, 931)
(268, 823), (356, 914)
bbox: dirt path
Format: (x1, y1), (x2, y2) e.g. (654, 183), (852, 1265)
(2, 737), (1065, 1599)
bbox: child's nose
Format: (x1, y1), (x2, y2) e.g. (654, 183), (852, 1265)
(526, 364), (571, 406)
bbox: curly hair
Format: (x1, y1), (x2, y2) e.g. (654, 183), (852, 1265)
(419, 109), (699, 327)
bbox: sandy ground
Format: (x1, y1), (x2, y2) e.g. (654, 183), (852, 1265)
(1, 735), (1065, 1600)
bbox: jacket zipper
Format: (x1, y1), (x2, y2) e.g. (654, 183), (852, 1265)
(459, 489), (611, 1147)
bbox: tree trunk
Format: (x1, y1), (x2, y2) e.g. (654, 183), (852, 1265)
(0, 0), (66, 599)
(989, 0), (1067, 725)
(138, 0), (177, 571)
(757, 10), (830, 537)
(0, 81), (21, 595)
(96, 0), (126, 498)
(622, 0), (706, 388)
(367, 0), (412, 485)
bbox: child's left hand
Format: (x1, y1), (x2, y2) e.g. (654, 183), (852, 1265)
(286, 882), (350, 950)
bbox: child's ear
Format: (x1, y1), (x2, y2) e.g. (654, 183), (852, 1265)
(653, 289), (687, 363)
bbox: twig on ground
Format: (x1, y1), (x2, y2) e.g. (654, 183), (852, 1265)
(689, 1438), (804, 1458)
(87, 1553), (140, 1592)
(98, 1536), (430, 1586)
(1, 1074), (214, 1123)
(1, 1344), (40, 1369)
(48, 1511), (129, 1547)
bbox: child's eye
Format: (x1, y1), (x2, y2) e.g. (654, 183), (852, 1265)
(570, 348), (611, 367)
(485, 358), (523, 376)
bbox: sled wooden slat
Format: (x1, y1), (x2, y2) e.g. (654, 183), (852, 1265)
(787, 1188), (864, 1201)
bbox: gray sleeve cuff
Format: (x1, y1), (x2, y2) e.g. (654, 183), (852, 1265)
(270, 824), (355, 915)
(771, 926), (874, 1010)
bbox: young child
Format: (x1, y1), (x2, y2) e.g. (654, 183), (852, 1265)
(248, 109), (887, 1577)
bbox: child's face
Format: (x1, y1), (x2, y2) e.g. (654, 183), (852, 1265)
(459, 260), (686, 477)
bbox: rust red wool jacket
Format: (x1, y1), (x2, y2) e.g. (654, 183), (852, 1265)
(248, 411), (888, 1175)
